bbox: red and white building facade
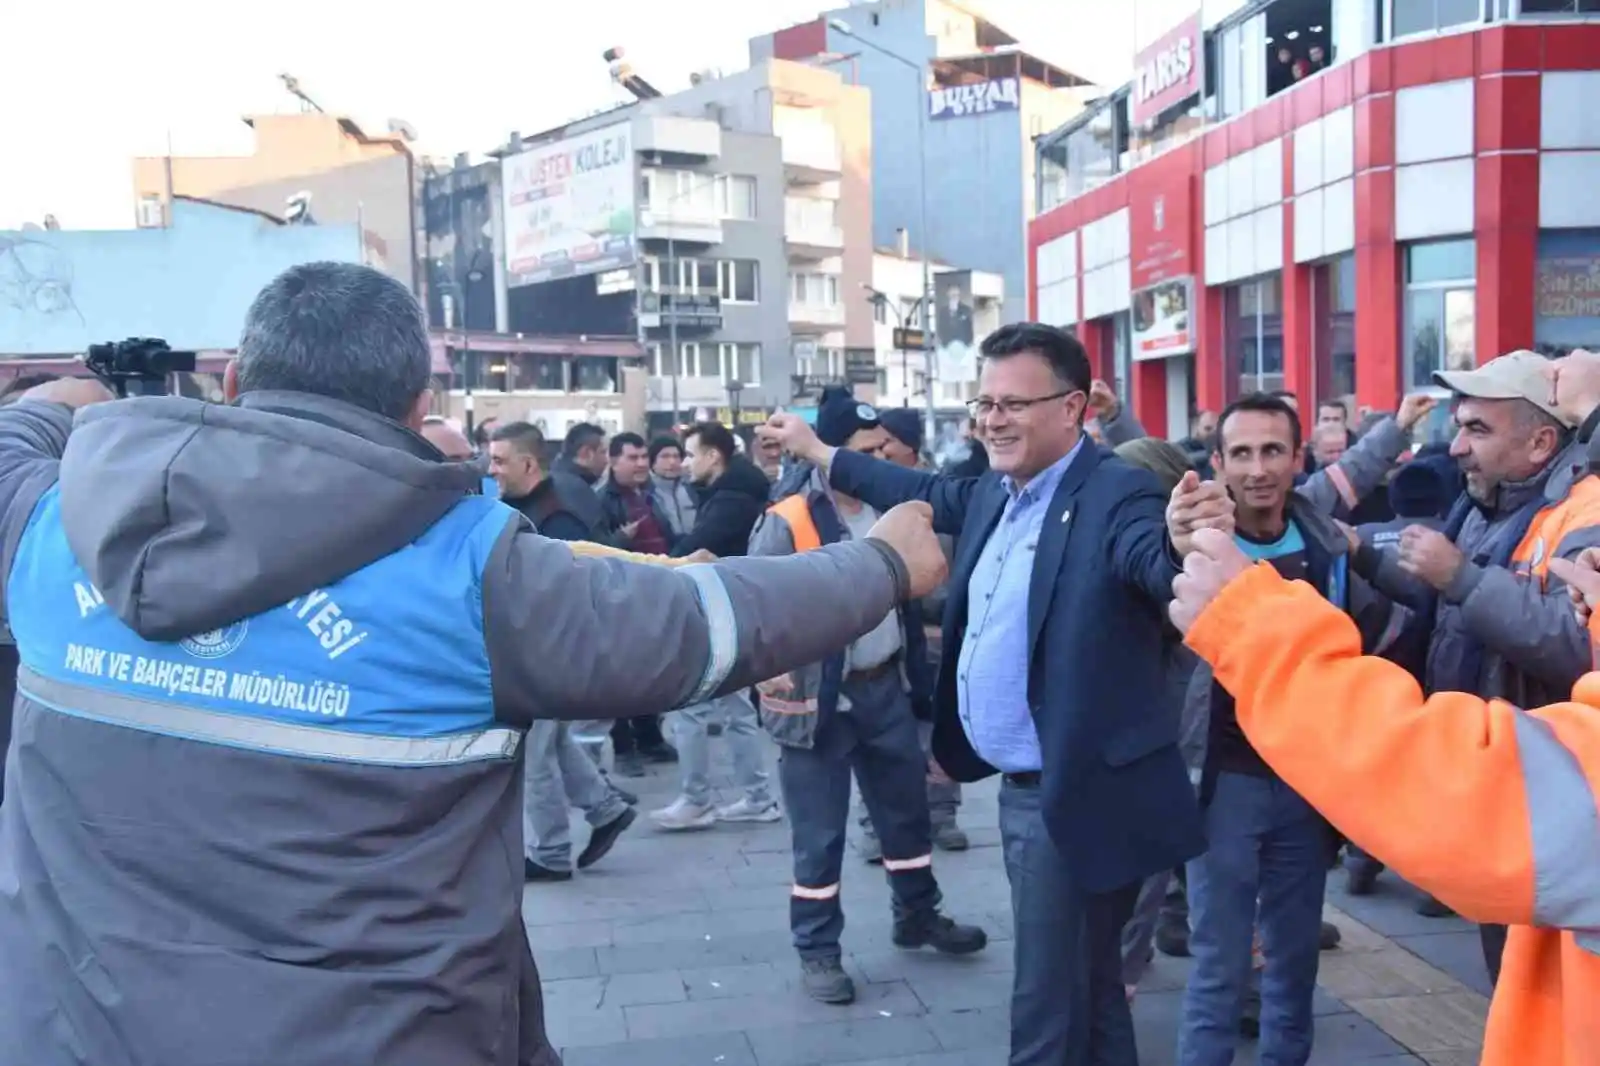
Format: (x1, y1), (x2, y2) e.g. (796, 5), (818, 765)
(1030, 8), (1600, 438)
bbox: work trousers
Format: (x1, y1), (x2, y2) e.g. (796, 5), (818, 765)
(522, 720), (629, 871)
(778, 667), (939, 958)
(859, 717), (961, 839)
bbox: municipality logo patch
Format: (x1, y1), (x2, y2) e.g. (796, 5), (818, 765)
(180, 620), (250, 660)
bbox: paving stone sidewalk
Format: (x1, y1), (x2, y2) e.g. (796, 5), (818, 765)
(528, 733), (1488, 1066)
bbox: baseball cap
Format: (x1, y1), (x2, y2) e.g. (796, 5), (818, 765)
(1432, 350), (1572, 427)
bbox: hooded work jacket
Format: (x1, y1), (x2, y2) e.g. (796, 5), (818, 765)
(0, 391), (912, 1066)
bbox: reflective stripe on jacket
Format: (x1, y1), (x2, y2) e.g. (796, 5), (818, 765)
(1188, 563), (1600, 1066)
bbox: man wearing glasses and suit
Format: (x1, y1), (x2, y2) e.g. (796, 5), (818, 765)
(761, 322), (1225, 1066)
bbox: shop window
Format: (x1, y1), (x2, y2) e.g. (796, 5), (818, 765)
(1389, 0), (1484, 38)
(1534, 229), (1600, 357)
(1312, 255), (1358, 410)
(572, 357), (619, 393)
(1226, 275), (1285, 397)
(1403, 238), (1476, 393)
(510, 354), (565, 391)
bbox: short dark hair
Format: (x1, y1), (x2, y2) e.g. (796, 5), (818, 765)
(562, 422), (606, 457)
(491, 421), (547, 459)
(648, 435), (683, 464)
(685, 421), (736, 462)
(979, 322), (1091, 393)
(1216, 392), (1303, 452)
(0, 372), (61, 404)
(1272, 389), (1298, 402)
(608, 431), (646, 457)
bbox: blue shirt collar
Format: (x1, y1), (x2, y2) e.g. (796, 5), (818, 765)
(1000, 435), (1085, 505)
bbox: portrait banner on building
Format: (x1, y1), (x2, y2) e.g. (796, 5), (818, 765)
(501, 123), (636, 286)
(1130, 276), (1194, 361)
(933, 270), (977, 383)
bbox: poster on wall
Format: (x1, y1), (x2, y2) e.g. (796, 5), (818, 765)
(501, 123), (636, 286)
(933, 270), (978, 383)
(1131, 276), (1194, 361)
(1535, 242), (1600, 356)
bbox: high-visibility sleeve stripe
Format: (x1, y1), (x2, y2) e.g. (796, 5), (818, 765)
(792, 883), (840, 900)
(681, 564), (738, 705)
(882, 853), (933, 872)
(1324, 463), (1358, 510)
(1515, 712), (1600, 943)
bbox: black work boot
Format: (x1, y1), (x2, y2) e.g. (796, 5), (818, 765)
(893, 912), (988, 955)
(799, 956), (856, 1004)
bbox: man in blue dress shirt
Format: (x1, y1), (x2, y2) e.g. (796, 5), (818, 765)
(762, 323), (1224, 1066)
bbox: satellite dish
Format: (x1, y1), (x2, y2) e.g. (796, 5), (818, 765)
(285, 191), (313, 224)
(42, 214), (60, 231)
(387, 118), (419, 142)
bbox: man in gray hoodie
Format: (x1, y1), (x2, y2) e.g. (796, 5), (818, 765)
(0, 262), (948, 1066)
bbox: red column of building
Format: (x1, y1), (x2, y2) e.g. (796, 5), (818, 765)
(1078, 317), (1107, 378)
(1475, 71), (1542, 361)
(1133, 359), (1169, 437)
(1352, 53), (1401, 412)
(1280, 130), (1315, 403)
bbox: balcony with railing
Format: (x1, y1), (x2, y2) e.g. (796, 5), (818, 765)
(784, 196), (844, 258)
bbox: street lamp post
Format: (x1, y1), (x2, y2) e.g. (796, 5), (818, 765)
(862, 283), (925, 409)
(829, 18), (936, 444)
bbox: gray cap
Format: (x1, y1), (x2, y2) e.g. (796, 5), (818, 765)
(1432, 350), (1572, 427)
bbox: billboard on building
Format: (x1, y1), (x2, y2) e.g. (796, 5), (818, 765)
(1131, 276), (1194, 360)
(928, 77), (1021, 120)
(502, 124), (635, 286)
(1130, 12), (1204, 128)
(934, 270), (978, 383)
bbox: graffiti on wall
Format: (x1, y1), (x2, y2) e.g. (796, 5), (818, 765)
(0, 234), (84, 330)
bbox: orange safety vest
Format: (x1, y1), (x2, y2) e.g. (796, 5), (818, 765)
(768, 495), (822, 553)
(1188, 563), (1600, 1066)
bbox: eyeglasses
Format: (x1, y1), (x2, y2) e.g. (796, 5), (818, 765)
(965, 390), (1078, 419)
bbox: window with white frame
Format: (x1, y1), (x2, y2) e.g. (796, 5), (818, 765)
(1403, 238), (1476, 395)
(649, 343), (668, 377)
(641, 169), (719, 216)
(718, 342), (762, 385)
(791, 273), (840, 306)
(719, 260), (759, 302)
(821, 347), (845, 378)
(718, 175), (757, 220)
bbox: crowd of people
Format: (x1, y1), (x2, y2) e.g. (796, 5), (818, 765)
(0, 261), (1597, 1066)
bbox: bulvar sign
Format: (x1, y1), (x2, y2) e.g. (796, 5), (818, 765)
(1130, 12), (1203, 128)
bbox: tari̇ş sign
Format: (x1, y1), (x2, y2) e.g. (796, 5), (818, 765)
(1130, 13), (1203, 128)
(928, 77), (1020, 120)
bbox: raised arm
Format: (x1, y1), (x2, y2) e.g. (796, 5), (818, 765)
(483, 503), (944, 726)
(1182, 555), (1597, 928)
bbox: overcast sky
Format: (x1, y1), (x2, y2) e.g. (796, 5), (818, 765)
(1, 0), (1195, 230)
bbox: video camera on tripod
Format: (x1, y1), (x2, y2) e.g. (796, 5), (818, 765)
(83, 338), (198, 398)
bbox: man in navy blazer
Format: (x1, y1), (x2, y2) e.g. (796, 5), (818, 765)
(762, 323), (1217, 1066)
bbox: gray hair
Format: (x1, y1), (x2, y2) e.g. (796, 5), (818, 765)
(236, 262), (431, 422)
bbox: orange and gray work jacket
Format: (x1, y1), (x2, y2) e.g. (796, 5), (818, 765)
(1352, 438), (1600, 708)
(1188, 562), (1600, 1066)
(746, 474), (931, 749)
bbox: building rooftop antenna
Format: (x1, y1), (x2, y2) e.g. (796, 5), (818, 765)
(279, 73), (325, 114)
(603, 47), (663, 101)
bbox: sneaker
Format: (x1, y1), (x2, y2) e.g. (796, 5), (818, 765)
(716, 796), (783, 823)
(893, 913), (988, 955)
(614, 753), (647, 778)
(932, 823), (969, 851)
(799, 956), (856, 1004)
(649, 797), (717, 832)
(577, 807), (636, 869)
(1320, 921), (1342, 951)
(524, 859), (573, 883)
(1345, 863), (1380, 896)
(858, 833), (883, 864)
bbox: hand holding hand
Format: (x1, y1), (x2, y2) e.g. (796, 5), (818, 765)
(1167, 470), (1236, 556)
(1396, 525), (1465, 590)
(1169, 528), (1254, 634)
(866, 501), (948, 599)
(758, 413), (833, 467)
(1397, 393), (1439, 432)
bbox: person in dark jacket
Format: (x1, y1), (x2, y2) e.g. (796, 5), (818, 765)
(670, 421), (772, 559)
(596, 432), (678, 555)
(549, 422), (610, 539)
(489, 422), (598, 540)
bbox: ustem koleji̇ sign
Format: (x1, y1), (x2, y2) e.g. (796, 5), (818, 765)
(502, 123), (636, 286)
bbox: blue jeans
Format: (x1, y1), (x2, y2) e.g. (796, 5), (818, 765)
(1178, 772), (1328, 1066)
